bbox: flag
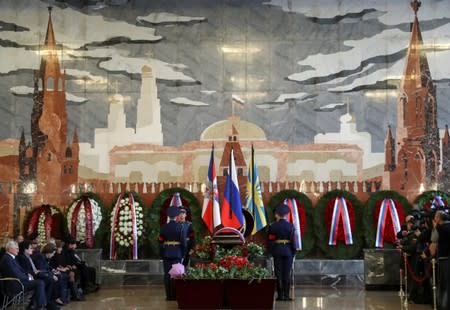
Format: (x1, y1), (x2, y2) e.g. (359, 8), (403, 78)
(201, 145), (221, 234)
(283, 198), (302, 250)
(244, 145), (267, 234)
(221, 148), (244, 229)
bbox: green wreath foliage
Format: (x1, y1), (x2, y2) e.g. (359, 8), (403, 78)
(268, 190), (315, 258)
(314, 190), (363, 259)
(66, 192), (106, 248)
(414, 190), (450, 210)
(363, 190), (411, 248)
(148, 188), (203, 258)
(22, 204), (69, 242)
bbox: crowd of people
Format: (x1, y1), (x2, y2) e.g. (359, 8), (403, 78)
(397, 206), (450, 309)
(0, 233), (99, 310)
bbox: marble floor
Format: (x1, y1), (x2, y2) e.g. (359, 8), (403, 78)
(62, 285), (432, 310)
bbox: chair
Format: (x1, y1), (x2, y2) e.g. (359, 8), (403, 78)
(0, 277), (25, 310)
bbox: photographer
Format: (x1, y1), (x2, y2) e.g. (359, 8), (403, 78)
(398, 213), (433, 304)
(433, 210), (450, 309)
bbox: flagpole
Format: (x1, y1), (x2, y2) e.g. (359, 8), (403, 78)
(212, 142), (215, 233)
(251, 144), (255, 220)
(229, 147), (233, 220)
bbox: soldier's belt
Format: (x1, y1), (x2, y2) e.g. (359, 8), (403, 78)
(274, 239), (290, 244)
(164, 241), (180, 246)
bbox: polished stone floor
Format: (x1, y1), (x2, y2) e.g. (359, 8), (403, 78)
(62, 285), (432, 310)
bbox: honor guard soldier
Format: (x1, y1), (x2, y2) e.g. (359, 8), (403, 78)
(267, 204), (295, 301)
(159, 206), (187, 301)
(178, 206), (195, 267)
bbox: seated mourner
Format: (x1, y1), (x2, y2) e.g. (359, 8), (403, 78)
(63, 238), (99, 294)
(0, 240), (47, 309)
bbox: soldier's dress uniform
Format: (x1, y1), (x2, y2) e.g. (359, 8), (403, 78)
(159, 206), (187, 301)
(179, 207), (195, 267)
(267, 204), (295, 301)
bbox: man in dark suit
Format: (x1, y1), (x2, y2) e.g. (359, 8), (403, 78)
(17, 240), (57, 307)
(267, 204), (296, 301)
(178, 206), (195, 267)
(434, 210), (450, 309)
(64, 238), (98, 294)
(0, 240), (47, 309)
(159, 206), (187, 301)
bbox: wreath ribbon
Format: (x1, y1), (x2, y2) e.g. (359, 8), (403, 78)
(109, 195), (122, 260)
(84, 198), (94, 249)
(328, 196), (353, 246)
(71, 200), (82, 241)
(43, 206), (52, 240)
(431, 195), (445, 209)
(128, 193), (139, 260)
(375, 198), (401, 248)
(283, 198), (302, 250)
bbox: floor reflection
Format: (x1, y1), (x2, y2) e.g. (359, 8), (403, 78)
(62, 285), (431, 310)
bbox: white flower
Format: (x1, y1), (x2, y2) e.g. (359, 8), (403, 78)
(134, 202), (139, 207)
(138, 231), (142, 236)
(119, 240), (124, 246)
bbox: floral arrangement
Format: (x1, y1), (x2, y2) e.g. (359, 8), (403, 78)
(314, 190), (363, 259)
(24, 204), (67, 245)
(185, 255), (270, 280)
(189, 236), (265, 263)
(67, 193), (103, 248)
(363, 190), (411, 248)
(415, 190), (450, 211)
(110, 192), (145, 260)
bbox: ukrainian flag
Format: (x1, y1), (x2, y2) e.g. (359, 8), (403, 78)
(245, 145), (267, 234)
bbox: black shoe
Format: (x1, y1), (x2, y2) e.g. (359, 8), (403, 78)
(72, 295), (86, 301)
(284, 297), (293, 301)
(276, 296), (283, 301)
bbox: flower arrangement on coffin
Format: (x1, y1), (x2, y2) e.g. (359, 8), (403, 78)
(189, 236), (265, 264)
(110, 192), (147, 260)
(67, 193), (103, 248)
(184, 255), (270, 280)
(363, 191), (411, 249)
(24, 204), (67, 245)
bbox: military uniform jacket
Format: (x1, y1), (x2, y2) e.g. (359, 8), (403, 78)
(180, 221), (195, 251)
(267, 219), (296, 257)
(159, 220), (187, 259)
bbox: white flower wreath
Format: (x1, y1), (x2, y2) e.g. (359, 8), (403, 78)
(110, 196), (144, 248)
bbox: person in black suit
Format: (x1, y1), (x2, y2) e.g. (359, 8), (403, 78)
(34, 243), (67, 306)
(0, 240), (47, 309)
(434, 210), (450, 309)
(159, 206), (187, 301)
(64, 238), (99, 294)
(17, 241), (62, 309)
(50, 240), (84, 302)
(267, 204), (296, 301)
(178, 206), (195, 267)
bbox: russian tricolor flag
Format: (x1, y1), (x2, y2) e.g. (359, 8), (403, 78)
(221, 148), (244, 229)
